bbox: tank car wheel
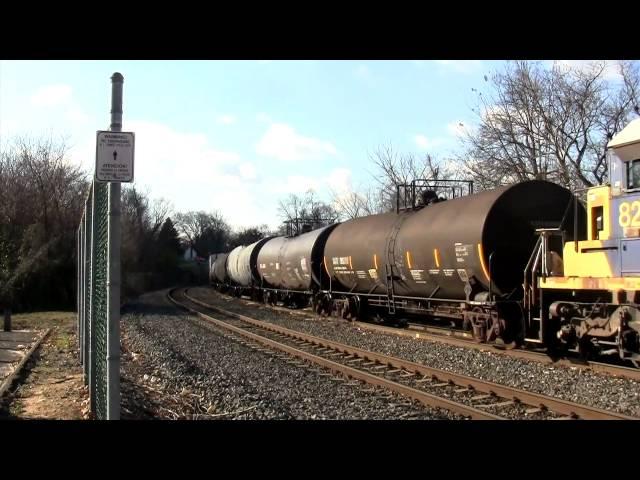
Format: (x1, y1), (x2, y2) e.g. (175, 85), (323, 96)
(578, 336), (596, 361)
(340, 300), (350, 320)
(350, 296), (362, 321)
(342, 296), (364, 321)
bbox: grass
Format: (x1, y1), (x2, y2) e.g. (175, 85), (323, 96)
(9, 311), (76, 331)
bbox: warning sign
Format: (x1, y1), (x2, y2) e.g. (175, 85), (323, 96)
(95, 131), (135, 182)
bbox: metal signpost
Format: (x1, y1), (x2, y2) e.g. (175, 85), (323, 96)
(77, 72), (134, 420)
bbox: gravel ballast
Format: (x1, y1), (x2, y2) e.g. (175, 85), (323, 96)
(120, 289), (456, 420)
(189, 286), (640, 418)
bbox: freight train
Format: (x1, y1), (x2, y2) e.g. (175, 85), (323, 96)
(209, 119), (640, 366)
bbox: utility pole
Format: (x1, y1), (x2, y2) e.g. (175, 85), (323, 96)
(106, 72), (123, 420)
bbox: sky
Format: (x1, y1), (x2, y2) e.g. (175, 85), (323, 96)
(0, 60), (626, 230)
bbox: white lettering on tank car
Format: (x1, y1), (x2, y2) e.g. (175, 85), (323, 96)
(410, 269), (424, 281)
(443, 269), (455, 276)
(457, 269), (469, 282)
(455, 244), (472, 264)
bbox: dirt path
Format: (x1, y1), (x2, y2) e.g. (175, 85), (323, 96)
(0, 312), (89, 420)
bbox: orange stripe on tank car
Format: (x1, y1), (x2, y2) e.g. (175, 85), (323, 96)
(477, 243), (491, 282)
(323, 256), (329, 274)
(406, 251), (413, 269)
(349, 256), (353, 269)
(433, 248), (440, 268)
(373, 254), (378, 270)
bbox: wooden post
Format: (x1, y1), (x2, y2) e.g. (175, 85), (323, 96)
(3, 308), (11, 332)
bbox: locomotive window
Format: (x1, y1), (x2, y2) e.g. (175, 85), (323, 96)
(627, 159), (640, 190)
(591, 206), (604, 240)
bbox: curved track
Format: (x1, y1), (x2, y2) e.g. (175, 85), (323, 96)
(169, 288), (637, 421)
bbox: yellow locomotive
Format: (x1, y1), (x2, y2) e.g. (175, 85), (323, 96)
(532, 119), (640, 364)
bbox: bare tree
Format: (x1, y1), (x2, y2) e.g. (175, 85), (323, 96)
(460, 60), (640, 190)
(369, 144), (456, 211)
(277, 190), (339, 234)
(228, 224), (271, 248)
(174, 210), (230, 255)
(0, 135), (88, 311)
(330, 186), (385, 220)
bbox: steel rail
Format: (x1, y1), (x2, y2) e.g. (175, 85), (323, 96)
(180, 289), (637, 421)
(207, 288), (640, 382)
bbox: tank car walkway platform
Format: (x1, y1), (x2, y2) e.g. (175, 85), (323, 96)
(0, 330), (43, 396)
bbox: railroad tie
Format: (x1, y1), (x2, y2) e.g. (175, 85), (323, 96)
(347, 358), (364, 364)
(470, 394), (493, 402)
(401, 372), (416, 378)
(415, 377), (431, 383)
(429, 382), (451, 388)
(454, 387), (471, 393)
(387, 369), (402, 374)
(525, 407), (542, 415)
(476, 400), (514, 409)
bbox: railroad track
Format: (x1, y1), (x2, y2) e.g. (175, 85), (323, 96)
(212, 290), (640, 382)
(169, 288), (636, 421)
(355, 321), (640, 382)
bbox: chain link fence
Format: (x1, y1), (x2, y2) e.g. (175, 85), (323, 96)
(77, 179), (119, 419)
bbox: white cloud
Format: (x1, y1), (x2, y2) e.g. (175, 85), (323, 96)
(126, 120), (239, 185)
(325, 167), (352, 195)
(256, 112), (272, 123)
(30, 84), (73, 107)
(415, 134), (447, 150)
(66, 106), (90, 125)
(550, 60), (622, 81)
(238, 162), (257, 180)
(447, 121), (471, 138)
(265, 168), (354, 213)
(256, 123), (337, 162)
(216, 114), (237, 125)
(269, 174), (321, 195)
(436, 60), (483, 74)
(120, 120), (285, 229)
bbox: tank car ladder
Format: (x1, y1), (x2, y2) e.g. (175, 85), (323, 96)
(385, 264), (397, 314)
(384, 213), (408, 315)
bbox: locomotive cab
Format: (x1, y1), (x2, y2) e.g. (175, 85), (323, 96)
(539, 118), (640, 364)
